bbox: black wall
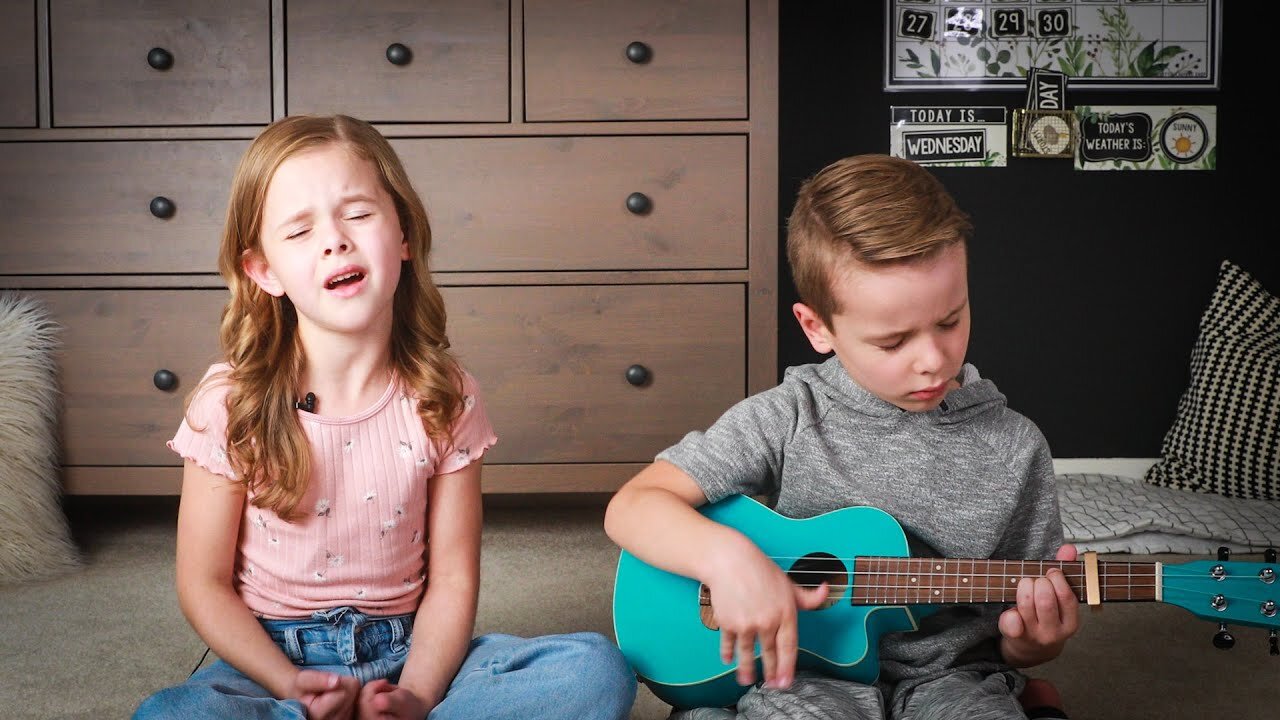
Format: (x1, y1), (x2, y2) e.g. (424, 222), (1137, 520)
(777, 2), (1272, 458)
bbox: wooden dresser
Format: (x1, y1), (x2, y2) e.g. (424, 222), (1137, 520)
(0, 0), (778, 495)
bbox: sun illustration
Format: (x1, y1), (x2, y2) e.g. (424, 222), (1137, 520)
(1172, 134), (1196, 155)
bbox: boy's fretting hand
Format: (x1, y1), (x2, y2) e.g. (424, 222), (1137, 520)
(997, 544), (1081, 667)
(705, 534), (830, 690)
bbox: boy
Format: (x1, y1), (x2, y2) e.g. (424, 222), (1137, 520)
(604, 155), (1079, 720)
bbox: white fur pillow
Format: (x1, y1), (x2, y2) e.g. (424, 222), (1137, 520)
(0, 293), (80, 584)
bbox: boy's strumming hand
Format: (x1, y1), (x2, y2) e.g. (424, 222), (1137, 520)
(291, 669), (359, 720)
(705, 535), (830, 691)
(997, 544), (1081, 667)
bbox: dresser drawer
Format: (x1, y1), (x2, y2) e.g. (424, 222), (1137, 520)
(398, 135), (746, 271)
(30, 290), (224, 466)
(49, 0), (270, 126)
(287, 0), (508, 122)
(445, 284), (745, 463)
(36, 285), (744, 468)
(0, 141), (245, 275)
(0, 1), (36, 128)
(524, 0), (747, 121)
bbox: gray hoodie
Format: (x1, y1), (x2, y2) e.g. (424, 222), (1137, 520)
(658, 356), (1062, 689)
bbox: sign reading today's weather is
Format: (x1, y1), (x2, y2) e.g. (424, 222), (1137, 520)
(1075, 106), (1216, 171)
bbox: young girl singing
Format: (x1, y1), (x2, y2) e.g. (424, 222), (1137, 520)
(133, 115), (636, 720)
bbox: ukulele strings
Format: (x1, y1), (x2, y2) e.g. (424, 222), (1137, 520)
(769, 566), (1270, 596)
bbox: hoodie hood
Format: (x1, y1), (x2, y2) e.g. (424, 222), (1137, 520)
(784, 356), (1007, 424)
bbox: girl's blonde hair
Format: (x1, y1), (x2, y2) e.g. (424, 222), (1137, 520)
(206, 114), (462, 520)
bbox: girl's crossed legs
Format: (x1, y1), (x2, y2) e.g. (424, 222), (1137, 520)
(133, 607), (636, 720)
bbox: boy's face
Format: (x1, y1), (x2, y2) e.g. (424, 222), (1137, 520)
(793, 243), (970, 412)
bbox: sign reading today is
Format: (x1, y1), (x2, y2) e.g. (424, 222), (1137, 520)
(890, 106), (1008, 168)
(1075, 106), (1216, 171)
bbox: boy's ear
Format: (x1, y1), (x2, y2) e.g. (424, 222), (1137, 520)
(792, 302), (835, 355)
(241, 250), (285, 297)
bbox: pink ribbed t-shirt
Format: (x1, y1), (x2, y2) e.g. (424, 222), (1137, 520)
(168, 363), (497, 619)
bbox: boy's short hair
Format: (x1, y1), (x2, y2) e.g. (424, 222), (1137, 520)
(786, 154), (973, 325)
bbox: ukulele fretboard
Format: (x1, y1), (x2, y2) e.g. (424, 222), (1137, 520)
(847, 557), (1159, 605)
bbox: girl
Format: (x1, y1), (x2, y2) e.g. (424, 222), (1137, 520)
(134, 115), (636, 720)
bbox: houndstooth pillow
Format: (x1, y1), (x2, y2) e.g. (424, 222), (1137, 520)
(1144, 260), (1280, 500)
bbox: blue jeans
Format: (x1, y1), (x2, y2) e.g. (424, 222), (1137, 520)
(133, 607), (637, 719)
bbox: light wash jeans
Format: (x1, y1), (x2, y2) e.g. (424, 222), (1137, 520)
(133, 606), (637, 720)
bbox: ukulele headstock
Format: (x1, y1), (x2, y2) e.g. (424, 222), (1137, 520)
(1162, 547), (1279, 655)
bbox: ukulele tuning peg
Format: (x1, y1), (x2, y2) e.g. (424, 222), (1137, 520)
(1266, 547), (1277, 564)
(1217, 546), (1231, 561)
(1270, 631), (1278, 657)
(1213, 623), (1235, 650)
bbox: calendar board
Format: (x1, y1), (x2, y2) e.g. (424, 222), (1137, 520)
(886, 0), (1220, 91)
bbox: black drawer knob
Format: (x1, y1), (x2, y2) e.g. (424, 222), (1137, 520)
(147, 47), (174, 71)
(149, 196), (176, 219)
(625, 364), (650, 387)
(625, 41), (652, 64)
(625, 192), (652, 215)
(153, 369), (178, 392)
(386, 43), (412, 66)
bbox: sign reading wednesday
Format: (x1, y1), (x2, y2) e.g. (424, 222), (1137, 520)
(890, 106), (1007, 168)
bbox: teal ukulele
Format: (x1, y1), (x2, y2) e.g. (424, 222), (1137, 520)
(612, 495), (1280, 710)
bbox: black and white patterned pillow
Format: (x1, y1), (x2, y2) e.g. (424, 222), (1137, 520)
(1144, 260), (1280, 500)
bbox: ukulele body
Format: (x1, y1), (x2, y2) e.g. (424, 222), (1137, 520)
(613, 495), (927, 710)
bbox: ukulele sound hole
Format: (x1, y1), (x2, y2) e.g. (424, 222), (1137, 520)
(695, 553), (849, 629)
(786, 553), (847, 610)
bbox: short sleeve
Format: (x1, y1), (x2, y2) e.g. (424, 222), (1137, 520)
(167, 363), (238, 480)
(434, 370), (498, 476)
(656, 386), (798, 503)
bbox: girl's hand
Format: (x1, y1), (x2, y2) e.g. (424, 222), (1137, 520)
(357, 678), (430, 720)
(998, 544), (1081, 667)
(705, 537), (830, 690)
(291, 670), (359, 720)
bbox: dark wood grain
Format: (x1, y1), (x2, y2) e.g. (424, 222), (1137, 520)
(287, 0), (509, 122)
(49, 0), (270, 126)
(525, 0), (747, 121)
(0, 1), (36, 127)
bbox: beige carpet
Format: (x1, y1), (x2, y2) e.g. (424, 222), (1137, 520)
(0, 496), (1273, 719)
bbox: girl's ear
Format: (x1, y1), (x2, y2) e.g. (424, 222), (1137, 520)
(792, 302), (835, 355)
(242, 250), (286, 297)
